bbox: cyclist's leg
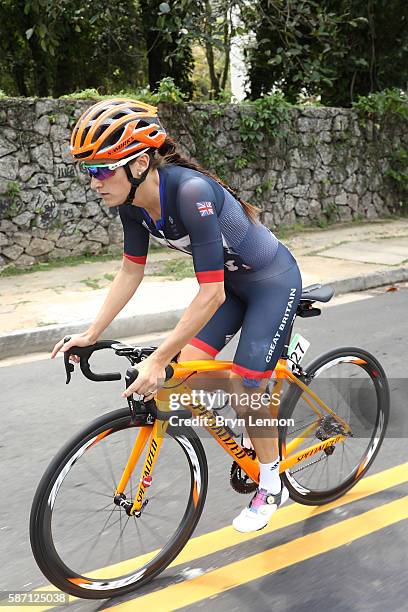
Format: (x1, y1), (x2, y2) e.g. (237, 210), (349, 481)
(178, 289), (246, 392)
(228, 245), (302, 531)
(229, 245), (302, 458)
(186, 287), (245, 358)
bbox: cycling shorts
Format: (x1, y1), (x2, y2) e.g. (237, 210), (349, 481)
(189, 242), (302, 386)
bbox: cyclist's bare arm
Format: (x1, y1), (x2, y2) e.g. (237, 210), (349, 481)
(51, 257), (145, 359)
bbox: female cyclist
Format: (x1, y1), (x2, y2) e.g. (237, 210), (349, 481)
(51, 99), (302, 533)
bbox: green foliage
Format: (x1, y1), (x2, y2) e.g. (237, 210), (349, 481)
(189, 107), (228, 179)
(150, 77), (186, 103)
(255, 180), (274, 197)
(1, 0), (407, 104)
(0, 0), (146, 97)
(138, 0), (194, 98)
(322, 201), (340, 224)
(4, 181), (22, 219)
(244, 0), (347, 103)
(60, 88), (101, 100)
(244, 0), (408, 107)
(153, 1), (237, 99)
(386, 148), (408, 194)
(7, 181), (21, 201)
(60, 77), (186, 104)
(237, 93), (291, 161)
(0, 0), (238, 100)
(80, 277), (102, 290)
(234, 156), (249, 170)
(352, 89), (408, 121)
(352, 89), (408, 199)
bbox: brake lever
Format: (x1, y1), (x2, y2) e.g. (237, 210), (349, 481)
(64, 354), (75, 384)
(63, 336), (75, 384)
(62, 338), (122, 383)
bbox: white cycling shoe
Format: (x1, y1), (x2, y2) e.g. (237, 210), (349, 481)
(232, 485), (289, 533)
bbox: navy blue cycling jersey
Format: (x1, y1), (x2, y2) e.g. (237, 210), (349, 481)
(118, 163), (302, 383)
(119, 164), (279, 284)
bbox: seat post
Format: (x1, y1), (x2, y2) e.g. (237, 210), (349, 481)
(281, 315), (297, 360)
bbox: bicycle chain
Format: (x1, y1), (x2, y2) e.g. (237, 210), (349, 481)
(290, 453), (327, 474)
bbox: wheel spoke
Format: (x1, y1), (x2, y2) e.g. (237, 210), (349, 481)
(30, 414), (202, 597)
(283, 354), (387, 497)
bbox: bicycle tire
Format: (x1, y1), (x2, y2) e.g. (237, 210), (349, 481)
(30, 408), (208, 599)
(279, 347), (389, 506)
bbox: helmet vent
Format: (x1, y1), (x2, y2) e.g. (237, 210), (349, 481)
(113, 111), (130, 120)
(75, 151), (91, 159)
(103, 126), (127, 149)
(92, 124), (107, 142)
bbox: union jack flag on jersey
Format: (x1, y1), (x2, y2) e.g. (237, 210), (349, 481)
(196, 201), (214, 216)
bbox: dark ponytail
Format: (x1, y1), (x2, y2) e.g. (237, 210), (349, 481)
(152, 137), (260, 223)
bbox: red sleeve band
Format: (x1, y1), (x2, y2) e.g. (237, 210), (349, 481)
(195, 270), (224, 284)
(124, 253), (147, 265)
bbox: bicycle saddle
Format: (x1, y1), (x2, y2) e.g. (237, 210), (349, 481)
(300, 283), (335, 303)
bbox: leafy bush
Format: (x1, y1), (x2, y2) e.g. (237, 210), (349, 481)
(59, 77), (185, 104)
(352, 88), (408, 120)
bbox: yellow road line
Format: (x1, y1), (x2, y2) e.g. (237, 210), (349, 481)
(168, 461), (408, 569)
(111, 495), (408, 611)
(37, 461), (408, 604)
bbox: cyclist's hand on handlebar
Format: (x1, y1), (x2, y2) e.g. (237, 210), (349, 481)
(122, 355), (166, 401)
(51, 332), (97, 363)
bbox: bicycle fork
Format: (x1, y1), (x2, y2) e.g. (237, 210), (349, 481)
(113, 419), (168, 516)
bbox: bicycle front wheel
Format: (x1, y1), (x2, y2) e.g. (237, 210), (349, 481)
(279, 347), (389, 505)
(30, 408), (208, 599)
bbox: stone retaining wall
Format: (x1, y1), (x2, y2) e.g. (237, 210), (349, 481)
(0, 98), (406, 268)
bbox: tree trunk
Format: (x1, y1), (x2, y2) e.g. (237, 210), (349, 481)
(12, 61), (29, 96)
(204, 0), (219, 97)
(220, 5), (231, 90)
(28, 38), (49, 96)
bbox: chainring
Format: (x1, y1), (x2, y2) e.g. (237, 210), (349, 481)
(230, 451), (258, 494)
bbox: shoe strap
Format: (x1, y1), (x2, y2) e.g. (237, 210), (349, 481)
(264, 488), (282, 505)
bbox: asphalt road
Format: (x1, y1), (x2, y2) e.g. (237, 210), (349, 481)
(0, 286), (407, 611)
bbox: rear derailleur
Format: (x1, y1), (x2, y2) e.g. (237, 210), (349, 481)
(315, 415), (350, 455)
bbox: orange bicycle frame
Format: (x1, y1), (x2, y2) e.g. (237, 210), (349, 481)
(115, 358), (348, 513)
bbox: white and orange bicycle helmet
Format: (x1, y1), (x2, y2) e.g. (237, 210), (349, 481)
(70, 99), (167, 203)
(70, 98), (166, 161)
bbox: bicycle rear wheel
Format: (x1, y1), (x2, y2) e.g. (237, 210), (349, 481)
(30, 408), (208, 599)
(279, 347), (389, 505)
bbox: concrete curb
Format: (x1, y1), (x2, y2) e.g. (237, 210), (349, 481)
(0, 309), (185, 360)
(1, 267), (407, 360)
(328, 266), (408, 295)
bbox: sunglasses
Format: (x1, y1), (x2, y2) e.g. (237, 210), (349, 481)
(84, 165), (116, 180)
(81, 148), (150, 180)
